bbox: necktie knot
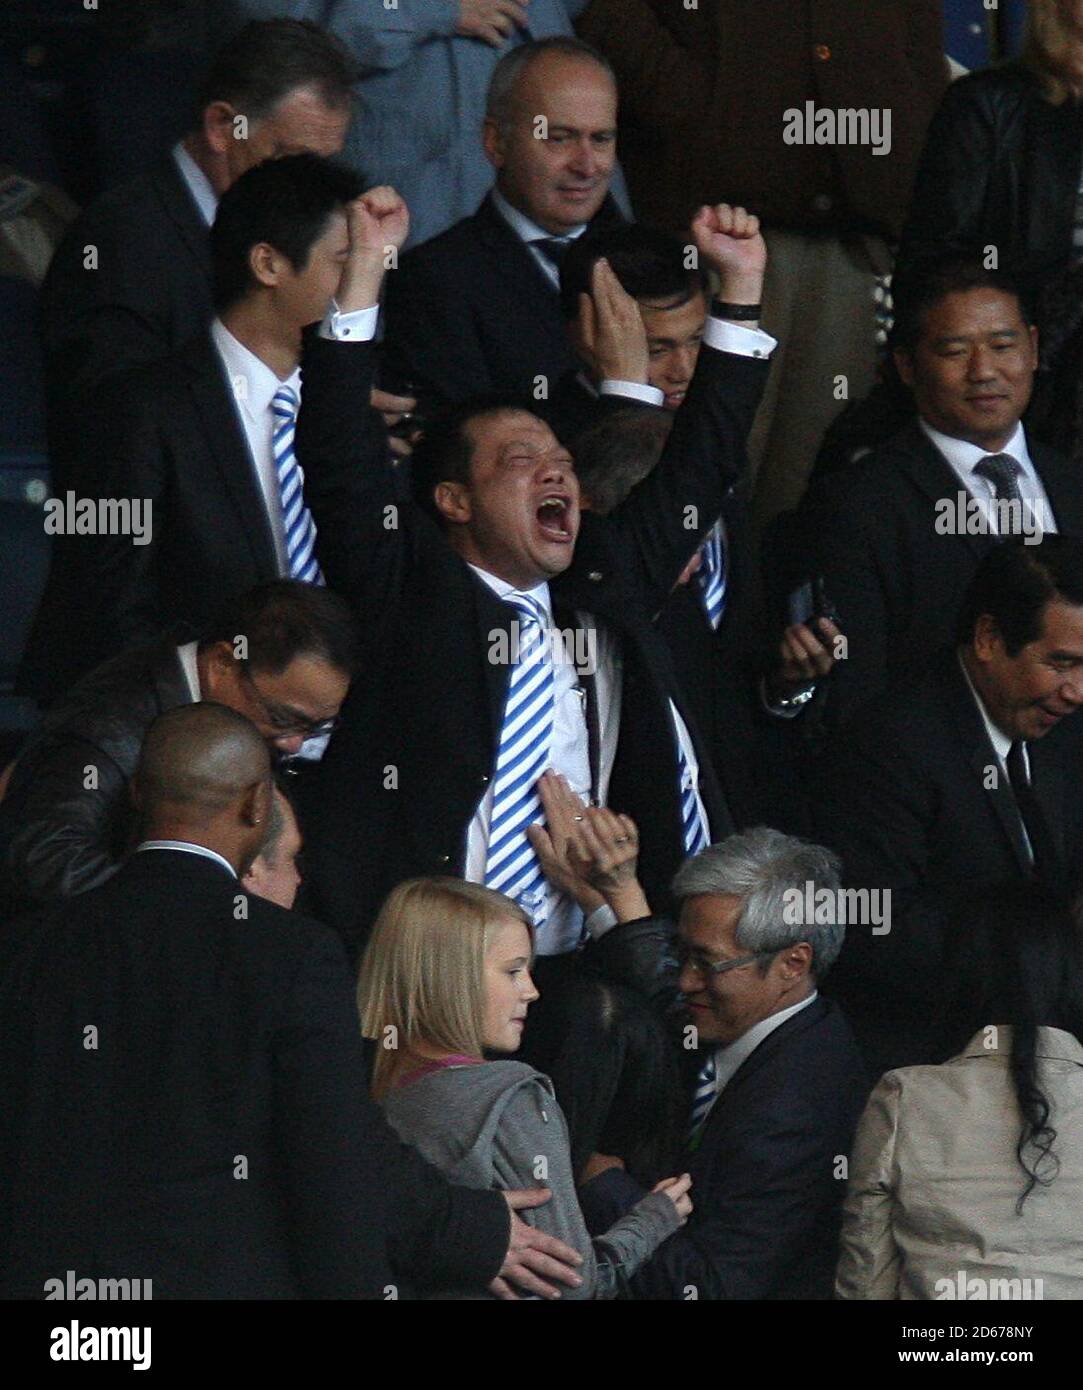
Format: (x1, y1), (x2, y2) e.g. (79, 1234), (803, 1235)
(532, 237), (572, 272)
(973, 452), (1021, 501)
(272, 384), (300, 421)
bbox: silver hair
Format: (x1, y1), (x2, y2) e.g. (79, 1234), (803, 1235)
(672, 826), (845, 978)
(485, 36), (616, 128)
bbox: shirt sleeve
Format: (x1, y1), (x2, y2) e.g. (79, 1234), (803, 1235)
(598, 380), (665, 406)
(319, 302), (379, 342)
(702, 316), (776, 359)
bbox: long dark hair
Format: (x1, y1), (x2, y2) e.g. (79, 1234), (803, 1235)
(938, 883), (1083, 1210)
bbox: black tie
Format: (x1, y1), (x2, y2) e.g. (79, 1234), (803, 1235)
(1006, 740), (1062, 884)
(974, 453), (1024, 534)
(531, 237), (572, 273)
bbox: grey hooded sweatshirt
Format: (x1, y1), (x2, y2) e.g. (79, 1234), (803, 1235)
(384, 1060), (681, 1299)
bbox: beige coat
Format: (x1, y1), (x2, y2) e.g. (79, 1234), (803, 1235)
(836, 1027), (1083, 1301)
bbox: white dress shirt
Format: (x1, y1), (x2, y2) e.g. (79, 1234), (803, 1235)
(464, 567), (710, 956)
(209, 304), (380, 575)
(135, 840), (237, 879)
(919, 419), (1057, 535)
(491, 185), (590, 291)
(172, 141), (218, 226)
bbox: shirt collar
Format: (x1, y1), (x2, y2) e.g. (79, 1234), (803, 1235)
(135, 841), (237, 879)
(468, 564), (553, 620)
(957, 651), (1013, 763)
(176, 642), (201, 702)
(712, 991), (818, 1091)
(172, 140), (219, 228)
(209, 317), (301, 421)
(490, 186), (589, 248)
(918, 418), (1031, 479)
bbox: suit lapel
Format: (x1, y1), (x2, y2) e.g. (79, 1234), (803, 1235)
(1032, 442), (1083, 536)
(895, 425), (997, 561)
(179, 338), (278, 578)
(150, 156), (212, 281)
(939, 655), (1033, 873)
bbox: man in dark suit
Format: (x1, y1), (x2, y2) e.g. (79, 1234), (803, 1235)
(299, 204), (772, 964)
(805, 256), (1083, 733)
(577, 827), (869, 1300)
(0, 703), (584, 1299)
(39, 18), (355, 489)
(550, 224), (777, 821)
(380, 36), (625, 410)
(813, 537), (1083, 1074)
(0, 581), (355, 914)
(27, 155), (400, 697)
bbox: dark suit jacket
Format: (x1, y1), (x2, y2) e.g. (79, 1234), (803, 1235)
(581, 994), (869, 1299)
(380, 192), (624, 409)
(812, 649), (1083, 1074)
(577, 0), (946, 237)
(24, 332), (371, 700)
(0, 850), (507, 1299)
(293, 331), (769, 958)
(811, 422), (1083, 732)
(542, 375), (772, 823)
(0, 638), (192, 914)
(40, 154), (213, 494)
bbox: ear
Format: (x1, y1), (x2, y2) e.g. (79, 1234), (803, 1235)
(778, 941), (813, 982)
(482, 117), (506, 172)
(1027, 321), (1039, 366)
(972, 613), (1003, 663)
(241, 777), (274, 831)
(434, 481), (472, 526)
(893, 346), (915, 389)
(247, 242), (282, 292)
(202, 101), (238, 156)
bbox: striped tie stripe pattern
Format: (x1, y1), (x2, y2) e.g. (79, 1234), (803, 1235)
(696, 520), (726, 631)
(271, 385), (324, 585)
(678, 736), (710, 858)
(483, 595), (556, 925)
(688, 1052), (717, 1147)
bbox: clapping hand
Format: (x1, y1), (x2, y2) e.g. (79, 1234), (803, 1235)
(457, 0), (529, 48)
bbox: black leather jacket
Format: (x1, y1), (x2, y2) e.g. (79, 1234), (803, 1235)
(898, 62), (1083, 296)
(0, 638), (191, 912)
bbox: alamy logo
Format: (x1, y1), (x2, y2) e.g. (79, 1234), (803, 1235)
(43, 492), (152, 546)
(934, 492), (1049, 545)
(782, 103), (892, 156)
(487, 621), (597, 674)
(44, 1271), (153, 1300)
(782, 883), (891, 936)
(935, 1271), (1044, 1301)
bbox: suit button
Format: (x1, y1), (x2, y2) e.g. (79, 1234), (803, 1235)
(588, 570), (603, 582)
(479, 773), (489, 785)
(437, 854), (450, 864)
(813, 43), (831, 60)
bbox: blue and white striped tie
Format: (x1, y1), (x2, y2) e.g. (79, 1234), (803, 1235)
(688, 1052), (717, 1147)
(696, 521), (726, 631)
(678, 736), (710, 858)
(271, 385), (324, 585)
(484, 595), (555, 925)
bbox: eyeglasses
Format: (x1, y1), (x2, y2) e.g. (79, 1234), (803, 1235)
(674, 940), (779, 980)
(239, 664), (342, 740)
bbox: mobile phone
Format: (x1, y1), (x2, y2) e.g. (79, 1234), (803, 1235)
(786, 577), (840, 643)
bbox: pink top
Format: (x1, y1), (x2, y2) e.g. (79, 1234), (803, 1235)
(395, 1054), (484, 1089)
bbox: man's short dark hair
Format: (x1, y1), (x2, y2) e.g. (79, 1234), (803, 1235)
(409, 395), (538, 526)
(202, 579), (360, 678)
(572, 406), (673, 514)
(956, 536), (1083, 653)
(559, 223), (707, 322)
(891, 254), (1033, 356)
(197, 18), (356, 124)
(210, 153), (363, 313)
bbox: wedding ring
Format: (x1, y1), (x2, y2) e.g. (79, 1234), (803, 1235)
(614, 836), (630, 844)
(573, 814), (584, 822)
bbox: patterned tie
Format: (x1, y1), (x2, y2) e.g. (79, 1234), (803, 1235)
(484, 595), (556, 924)
(1006, 741), (1063, 884)
(677, 735), (710, 858)
(271, 385), (324, 584)
(973, 453), (1025, 536)
(695, 521), (727, 631)
(688, 1052), (717, 1148)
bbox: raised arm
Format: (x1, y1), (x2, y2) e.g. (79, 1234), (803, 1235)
(604, 205), (771, 613)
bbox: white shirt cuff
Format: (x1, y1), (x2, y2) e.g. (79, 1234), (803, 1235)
(584, 903), (619, 940)
(319, 302), (379, 342)
(599, 380), (665, 406)
(703, 315), (776, 359)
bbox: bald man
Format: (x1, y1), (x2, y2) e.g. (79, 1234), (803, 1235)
(0, 704), (584, 1300)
